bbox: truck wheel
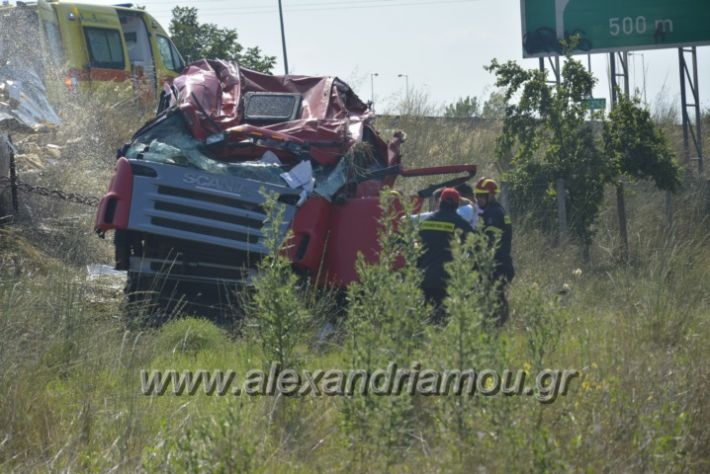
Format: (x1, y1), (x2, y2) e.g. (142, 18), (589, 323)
(123, 271), (164, 326)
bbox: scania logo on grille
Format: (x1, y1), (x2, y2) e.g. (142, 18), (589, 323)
(183, 173), (243, 194)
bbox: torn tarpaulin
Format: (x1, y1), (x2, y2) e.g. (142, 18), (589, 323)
(0, 63), (61, 132)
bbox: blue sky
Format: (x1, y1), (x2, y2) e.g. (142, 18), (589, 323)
(92, 0), (708, 114)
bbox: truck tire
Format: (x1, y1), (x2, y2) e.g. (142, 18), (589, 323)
(123, 272), (219, 325)
(123, 271), (166, 326)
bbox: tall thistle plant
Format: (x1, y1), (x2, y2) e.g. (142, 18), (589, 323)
(429, 230), (501, 467)
(247, 190), (310, 372)
(341, 191), (429, 471)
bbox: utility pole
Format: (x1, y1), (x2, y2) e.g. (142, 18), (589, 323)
(398, 73), (409, 100)
(277, 0), (289, 75)
(640, 54), (647, 105)
(370, 73), (378, 110)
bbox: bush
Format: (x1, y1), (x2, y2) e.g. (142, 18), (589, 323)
(155, 317), (229, 357)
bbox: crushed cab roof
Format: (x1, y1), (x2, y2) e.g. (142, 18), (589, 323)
(164, 59), (374, 165)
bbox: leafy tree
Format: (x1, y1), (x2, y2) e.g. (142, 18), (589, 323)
(487, 51), (681, 258)
(603, 92), (680, 260)
(603, 93), (680, 192)
(239, 46), (278, 74)
(169, 7), (276, 73)
(486, 55), (614, 251)
(481, 90), (507, 120)
(444, 96), (480, 118)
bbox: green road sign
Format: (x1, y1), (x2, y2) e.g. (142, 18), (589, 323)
(521, 0), (710, 57)
(584, 97), (607, 110)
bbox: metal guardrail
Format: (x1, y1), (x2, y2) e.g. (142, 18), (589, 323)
(0, 175), (101, 208)
(0, 135), (100, 213)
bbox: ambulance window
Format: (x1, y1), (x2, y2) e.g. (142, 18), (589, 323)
(157, 35), (184, 73)
(84, 27), (125, 69)
(172, 42), (185, 71)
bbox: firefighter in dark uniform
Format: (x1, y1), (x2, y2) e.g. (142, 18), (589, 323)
(474, 177), (514, 325)
(418, 187), (474, 324)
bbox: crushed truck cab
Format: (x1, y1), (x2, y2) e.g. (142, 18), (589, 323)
(95, 60), (475, 315)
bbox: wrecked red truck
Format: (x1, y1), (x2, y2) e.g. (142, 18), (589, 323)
(95, 60), (476, 315)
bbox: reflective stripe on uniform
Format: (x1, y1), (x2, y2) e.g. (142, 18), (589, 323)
(420, 220), (456, 232)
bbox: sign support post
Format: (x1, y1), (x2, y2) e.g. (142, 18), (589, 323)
(679, 46), (704, 174)
(539, 56), (567, 245)
(539, 56), (561, 85)
(610, 52), (630, 262)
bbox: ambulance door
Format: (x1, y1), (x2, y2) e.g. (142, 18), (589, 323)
(117, 9), (156, 98)
(74, 5), (130, 86)
(145, 13), (185, 91)
(37, 0), (64, 67)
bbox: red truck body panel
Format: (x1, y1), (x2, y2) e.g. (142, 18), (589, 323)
(95, 157), (132, 232)
(287, 196), (332, 274)
(322, 198), (384, 286)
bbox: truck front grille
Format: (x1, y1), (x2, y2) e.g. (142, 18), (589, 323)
(150, 217), (261, 244)
(154, 201), (264, 229)
(127, 162), (298, 257)
(156, 185), (265, 214)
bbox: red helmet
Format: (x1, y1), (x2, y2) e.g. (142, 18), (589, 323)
(474, 177), (498, 195)
(439, 187), (460, 206)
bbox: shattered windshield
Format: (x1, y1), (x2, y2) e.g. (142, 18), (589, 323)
(125, 111), (375, 202)
(126, 112), (286, 185)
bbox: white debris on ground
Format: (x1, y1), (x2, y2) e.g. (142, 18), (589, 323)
(82, 264), (126, 305)
(86, 263), (126, 283)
